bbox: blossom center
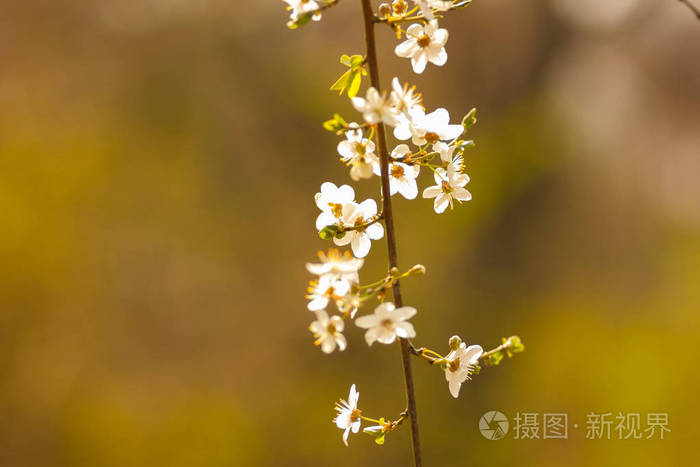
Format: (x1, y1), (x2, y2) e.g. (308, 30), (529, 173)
(417, 34), (431, 48)
(350, 408), (362, 422)
(449, 358), (460, 372)
(327, 322), (337, 334)
(354, 216), (367, 232)
(441, 181), (453, 194)
(425, 131), (439, 144)
(354, 142), (367, 156)
(329, 202), (343, 218)
(391, 164), (405, 178)
(381, 318), (394, 330)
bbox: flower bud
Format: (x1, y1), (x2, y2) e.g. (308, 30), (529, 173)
(378, 3), (392, 17)
(390, 266), (400, 277)
(448, 335), (463, 350)
(392, 0), (408, 16)
(408, 264), (426, 275)
(318, 224), (340, 240)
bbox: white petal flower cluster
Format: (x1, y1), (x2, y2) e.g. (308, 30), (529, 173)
(314, 182), (384, 258)
(444, 338), (483, 398)
(305, 246), (421, 354)
(306, 248), (364, 353)
(333, 199), (384, 258)
(394, 107), (463, 146)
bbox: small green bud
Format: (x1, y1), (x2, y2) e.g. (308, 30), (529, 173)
(378, 3), (392, 17)
(318, 224), (340, 240)
(322, 113), (348, 134)
(390, 266), (400, 277)
(448, 335), (463, 350)
(461, 108), (477, 131)
(287, 12), (313, 29)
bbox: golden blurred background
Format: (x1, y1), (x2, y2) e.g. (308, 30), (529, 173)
(1, 1), (699, 466)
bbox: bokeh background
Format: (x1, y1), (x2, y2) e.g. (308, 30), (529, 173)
(1, 0), (699, 466)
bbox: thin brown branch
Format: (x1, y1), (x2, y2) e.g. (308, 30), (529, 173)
(359, 0), (422, 466)
(679, 0), (700, 19)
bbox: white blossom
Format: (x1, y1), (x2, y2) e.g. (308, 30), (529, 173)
(334, 384), (362, 446)
(306, 274), (351, 311)
(309, 309), (347, 354)
(373, 144), (420, 200)
(389, 77), (422, 115)
(306, 248), (363, 282)
(444, 341), (483, 398)
(355, 302), (417, 346)
(284, 0), (322, 22)
(352, 87), (400, 127)
(337, 126), (380, 181)
(315, 182), (355, 230)
(414, 0), (455, 21)
(422, 162), (471, 213)
(394, 22), (448, 74)
(394, 107), (463, 146)
(333, 199), (384, 258)
(433, 141), (456, 164)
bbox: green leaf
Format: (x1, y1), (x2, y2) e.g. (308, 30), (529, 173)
(347, 71), (362, 98)
(330, 53), (367, 98)
(349, 54), (365, 67)
(330, 70), (352, 94)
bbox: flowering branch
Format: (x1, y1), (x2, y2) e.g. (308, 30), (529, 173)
(359, 0), (424, 464)
(287, 0), (523, 461)
(679, 0), (700, 19)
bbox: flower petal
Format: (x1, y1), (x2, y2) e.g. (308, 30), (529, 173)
(365, 222), (384, 240)
(395, 39), (419, 58)
(411, 51), (428, 74)
(434, 193), (450, 213)
(394, 321), (416, 339)
(422, 185), (441, 199)
(393, 306), (417, 321)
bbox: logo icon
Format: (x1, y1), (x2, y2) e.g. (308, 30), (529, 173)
(479, 411), (509, 440)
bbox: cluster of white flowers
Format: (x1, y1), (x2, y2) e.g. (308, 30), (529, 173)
(306, 248), (363, 351)
(340, 77), (472, 215)
(315, 182), (384, 258)
(285, 0), (522, 449)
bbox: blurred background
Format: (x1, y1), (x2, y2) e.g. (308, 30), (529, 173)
(1, 0), (699, 466)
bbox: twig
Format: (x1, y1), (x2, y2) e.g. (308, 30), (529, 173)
(359, 1), (422, 466)
(679, 0), (700, 20)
